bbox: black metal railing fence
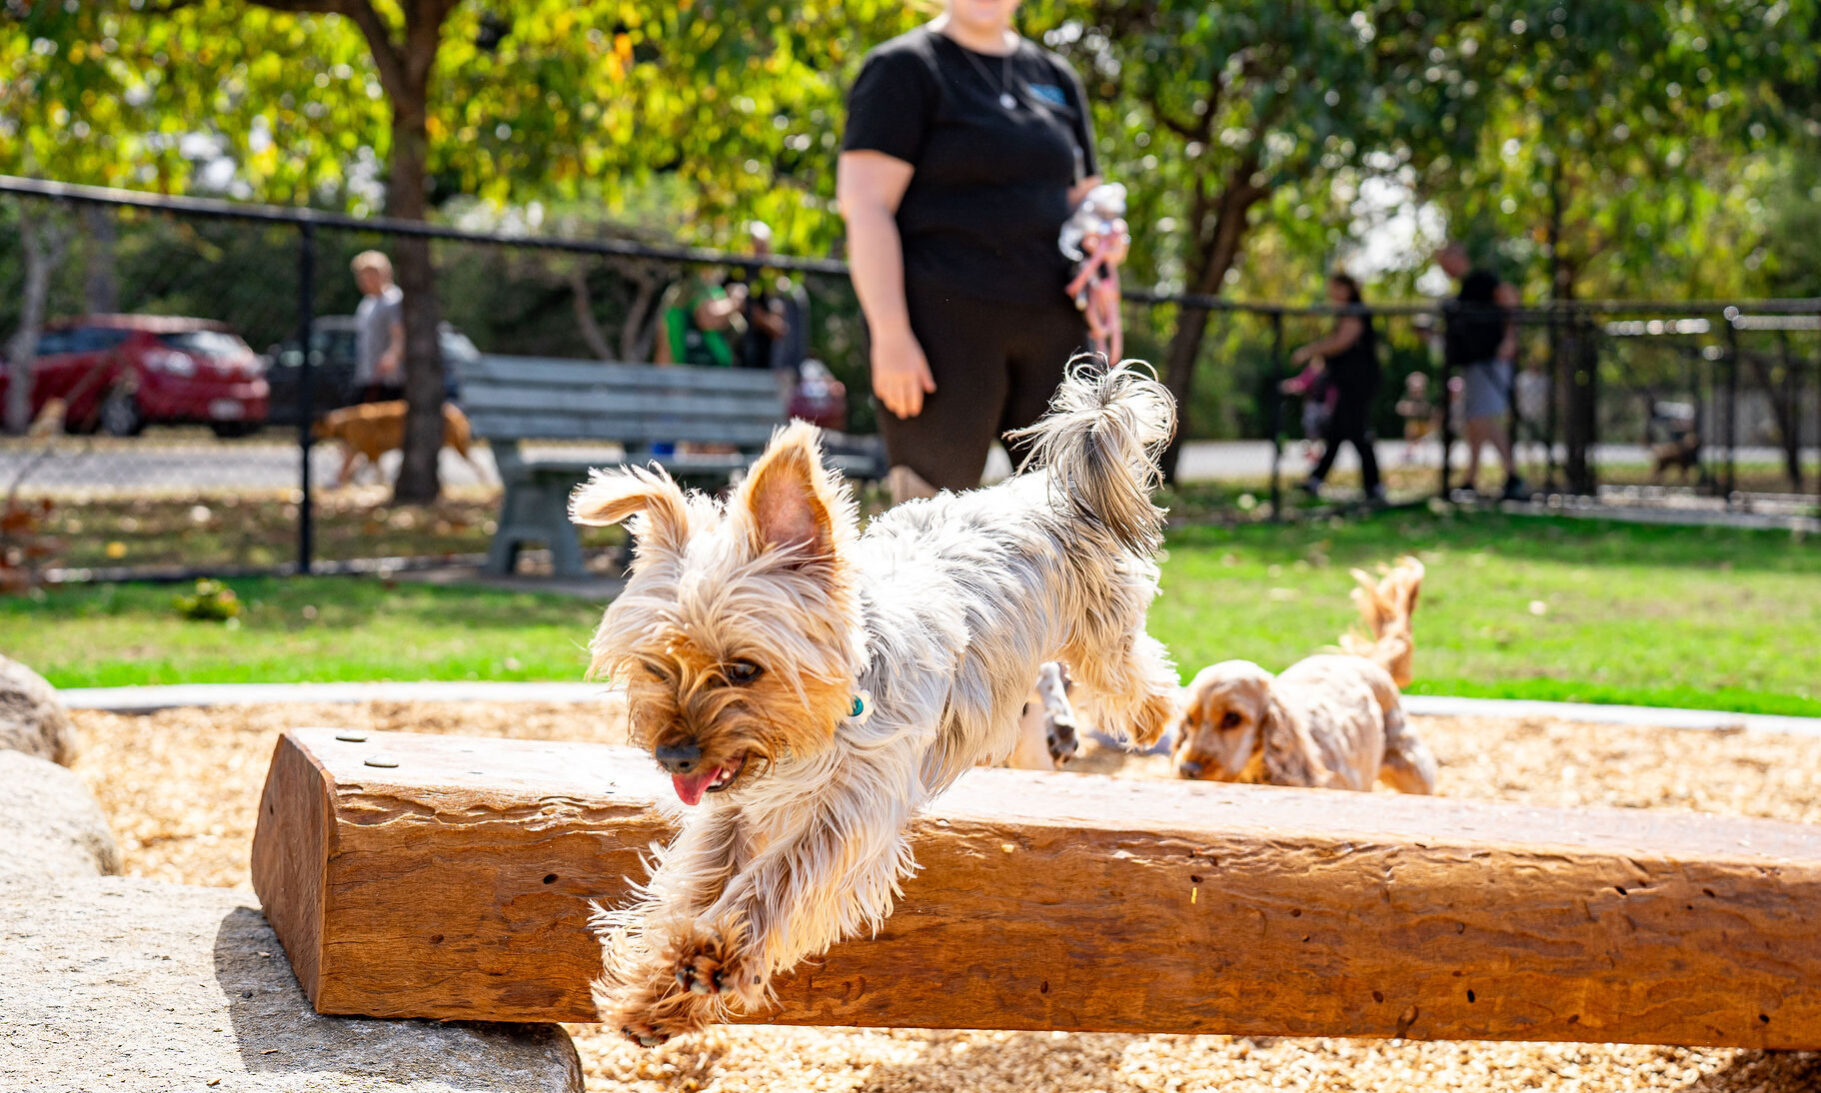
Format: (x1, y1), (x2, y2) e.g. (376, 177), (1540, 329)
(2, 176), (1817, 583)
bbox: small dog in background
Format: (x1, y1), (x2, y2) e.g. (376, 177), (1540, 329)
(27, 398), (68, 438)
(1648, 401), (1701, 482)
(571, 361), (1179, 1045)
(313, 400), (481, 488)
(1172, 557), (1436, 793)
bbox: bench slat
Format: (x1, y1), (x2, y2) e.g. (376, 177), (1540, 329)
(460, 356), (784, 395)
(466, 413), (783, 446)
(462, 386), (785, 422)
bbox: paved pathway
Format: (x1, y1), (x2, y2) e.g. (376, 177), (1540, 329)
(17, 435), (1810, 496)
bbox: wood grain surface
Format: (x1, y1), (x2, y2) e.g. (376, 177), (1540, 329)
(250, 728), (1821, 1047)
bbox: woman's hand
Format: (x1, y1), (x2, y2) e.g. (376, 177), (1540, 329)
(1291, 345), (1312, 366)
(837, 150), (929, 417)
(870, 326), (937, 419)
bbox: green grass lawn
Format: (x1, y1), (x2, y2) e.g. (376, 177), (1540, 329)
(1149, 509), (1821, 717)
(6, 509), (1818, 716)
(3, 577), (604, 688)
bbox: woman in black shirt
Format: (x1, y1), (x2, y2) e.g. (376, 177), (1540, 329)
(1294, 272), (1385, 503)
(837, 1), (1105, 500)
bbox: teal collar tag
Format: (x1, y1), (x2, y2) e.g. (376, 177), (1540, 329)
(847, 690), (874, 725)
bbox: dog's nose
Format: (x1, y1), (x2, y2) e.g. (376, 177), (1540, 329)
(1177, 759), (1204, 779)
(654, 742), (703, 774)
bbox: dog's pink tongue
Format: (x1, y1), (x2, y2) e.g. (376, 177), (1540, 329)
(671, 769), (718, 806)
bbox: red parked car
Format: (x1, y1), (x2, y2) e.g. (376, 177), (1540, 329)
(0, 315), (269, 436)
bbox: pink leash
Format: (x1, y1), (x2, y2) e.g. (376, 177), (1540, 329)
(1061, 184), (1130, 364)
(1065, 234), (1125, 364)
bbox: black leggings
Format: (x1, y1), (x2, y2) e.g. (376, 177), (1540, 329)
(1311, 388), (1381, 493)
(876, 279), (1090, 491)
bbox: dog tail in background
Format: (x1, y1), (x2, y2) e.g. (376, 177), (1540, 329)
(441, 403), (473, 458)
(1340, 556), (1425, 688)
(1007, 356), (1177, 555)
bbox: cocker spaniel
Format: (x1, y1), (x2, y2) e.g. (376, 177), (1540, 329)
(1172, 557), (1436, 793)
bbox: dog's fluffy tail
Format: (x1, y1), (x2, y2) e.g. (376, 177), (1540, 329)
(1340, 556), (1425, 688)
(1008, 357), (1176, 554)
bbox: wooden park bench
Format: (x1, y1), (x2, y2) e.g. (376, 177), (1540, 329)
(456, 355), (884, 577)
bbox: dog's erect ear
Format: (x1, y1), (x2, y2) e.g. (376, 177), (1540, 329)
(569, 465), (689, 554)
(737, 421), (848, 560)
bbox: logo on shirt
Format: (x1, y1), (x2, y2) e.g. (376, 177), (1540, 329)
(1027, 83), (1069, 108)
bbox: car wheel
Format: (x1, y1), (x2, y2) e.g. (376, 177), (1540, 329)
(99, 389), (145, 437)
(210, 421), (261, 439)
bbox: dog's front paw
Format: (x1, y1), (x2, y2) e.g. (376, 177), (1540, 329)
(1045, 712), (1080, 766)
(619, 1019), (674, 1049)
(606, 979), (718, 1048)
(672, 921), (759, 1002)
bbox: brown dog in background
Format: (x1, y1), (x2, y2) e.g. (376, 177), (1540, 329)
(313, 400), (482, 487)
(1171, 557), (1436, 793)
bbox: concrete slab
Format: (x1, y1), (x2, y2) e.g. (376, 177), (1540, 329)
(0, 877), (584, 1093)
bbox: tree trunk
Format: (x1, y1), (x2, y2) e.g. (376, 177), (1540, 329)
(1558, 278), (1599, 496)
(1548, 167), (1597, 495)
(82, 204), (119, 315)
(1747, 336), (1803, 490)
(618, 261), (663, 363)
(247, 0), (452, 503)
(387, 91), (446, 505)
(569, 267), (616, 362)
(4, 206), (71, 435)
(1157, 175), (1264, 482)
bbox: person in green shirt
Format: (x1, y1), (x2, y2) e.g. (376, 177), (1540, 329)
(655, 273), (747, 367)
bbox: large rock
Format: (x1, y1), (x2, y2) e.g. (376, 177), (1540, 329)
(0, 654), (78, 765)
(0, 749), (121, 881)
(0, 878), (585, 1093)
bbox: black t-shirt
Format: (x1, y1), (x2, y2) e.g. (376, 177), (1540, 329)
(1327, 313), (1380, 396)
(843, 27), (1097, 308)
(1446, 267), (1507, 365)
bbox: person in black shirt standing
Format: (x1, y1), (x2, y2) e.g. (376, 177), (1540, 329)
(1438, 242), (1527, 499)
(1293, 272), (1384, 504)
(837, 0), (1106, 502)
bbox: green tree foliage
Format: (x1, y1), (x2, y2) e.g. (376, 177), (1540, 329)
(5, 0), (1817, 456)
(1414, 1), (1820, 302)
(1755, 150), (1821, 299)
(1016, 2), (1503, 472)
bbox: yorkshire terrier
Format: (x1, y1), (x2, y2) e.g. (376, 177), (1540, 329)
(1172, 557), (1436, 793)
(569, 361), (1179, 1045)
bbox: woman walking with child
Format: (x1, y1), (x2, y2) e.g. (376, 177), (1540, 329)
(1294, 272), (1385, 504)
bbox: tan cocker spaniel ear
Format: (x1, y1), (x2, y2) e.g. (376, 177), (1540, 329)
(1260, 690), (1333, 788)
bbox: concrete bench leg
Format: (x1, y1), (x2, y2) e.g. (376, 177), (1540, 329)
(546, 513), (585, 579)
(484, 480), (530, 576)
(485, 476), (585, 578)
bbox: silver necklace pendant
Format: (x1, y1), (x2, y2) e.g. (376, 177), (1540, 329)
(1000, 91), (1017, 110)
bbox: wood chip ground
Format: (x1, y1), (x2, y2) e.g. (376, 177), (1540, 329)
(69, 700), (1821, 1092)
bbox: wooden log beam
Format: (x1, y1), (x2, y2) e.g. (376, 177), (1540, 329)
(251, 727), (1821, 1047)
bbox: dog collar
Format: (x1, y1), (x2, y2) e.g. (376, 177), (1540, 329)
(847, 690), (874, 725)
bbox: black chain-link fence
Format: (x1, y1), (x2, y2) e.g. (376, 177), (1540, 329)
(4, 177), (1818, 586)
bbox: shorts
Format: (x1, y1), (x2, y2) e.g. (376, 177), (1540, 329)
(1461, 360), (1512, 421)
(875, 279), (1089, 492)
